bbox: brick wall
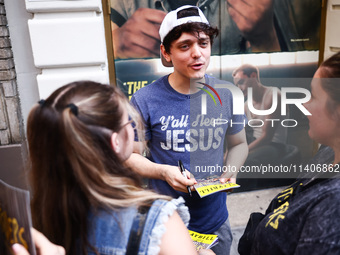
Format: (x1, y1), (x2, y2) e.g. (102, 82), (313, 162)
(0, 0), (24, 145)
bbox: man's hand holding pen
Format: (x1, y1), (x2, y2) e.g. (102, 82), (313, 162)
(160, 164), (196, 193)
(178, 160), (194, 197)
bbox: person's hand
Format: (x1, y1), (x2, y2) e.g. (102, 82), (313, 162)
(12, 228), (65, 255)
(111, 8), (166, 59)
(226, 0), (280, 51)
(219, 176), (237, 193)
(220, 177), (236, 184)
(161, 165), (197, 193)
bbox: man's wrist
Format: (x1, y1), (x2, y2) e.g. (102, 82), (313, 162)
(157, 163), (167, 181)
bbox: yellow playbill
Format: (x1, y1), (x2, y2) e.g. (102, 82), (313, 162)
(189, 230), (219, 251)
(194, 175), (240, 198)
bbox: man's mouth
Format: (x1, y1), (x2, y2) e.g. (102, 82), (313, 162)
(190, 62), (204, 70)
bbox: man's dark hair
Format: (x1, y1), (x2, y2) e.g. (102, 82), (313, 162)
(162, 7), (219, 53)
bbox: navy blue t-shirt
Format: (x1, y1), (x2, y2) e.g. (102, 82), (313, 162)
(131, 74), (246, 233)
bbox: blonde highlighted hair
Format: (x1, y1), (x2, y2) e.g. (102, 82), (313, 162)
(27, 81), (169, 254)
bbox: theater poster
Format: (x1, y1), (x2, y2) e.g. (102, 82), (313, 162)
(109, 0), (324, 191)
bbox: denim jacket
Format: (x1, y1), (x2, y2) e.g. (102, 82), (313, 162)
(86, 197), (189, 255)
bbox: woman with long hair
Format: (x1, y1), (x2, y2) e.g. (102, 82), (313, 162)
(27, 81), (211, 255)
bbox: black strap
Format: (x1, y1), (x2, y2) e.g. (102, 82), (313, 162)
(110, 8), (127, 27)
(238, 212), (265, 255)
(126, 205), (151, 255)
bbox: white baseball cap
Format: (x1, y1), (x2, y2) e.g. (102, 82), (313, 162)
(159, 5), (210, 67)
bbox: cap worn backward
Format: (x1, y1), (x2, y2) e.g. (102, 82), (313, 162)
(159, 5), (210, 67)
(159, 5), (209, 43)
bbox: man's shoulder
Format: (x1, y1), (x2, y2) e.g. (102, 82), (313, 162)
(205, 74), (233, 86)
(132, 75), (168, 99)
(204, 75), (235, 100)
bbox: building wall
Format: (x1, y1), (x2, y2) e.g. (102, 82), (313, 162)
(0, 0), (110, 189)
(0, 0), (36, 189)
(0, 1), (24, 145)
(25, 0), (109, 99)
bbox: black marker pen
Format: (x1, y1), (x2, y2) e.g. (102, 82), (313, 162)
(178, 160), (192, 197)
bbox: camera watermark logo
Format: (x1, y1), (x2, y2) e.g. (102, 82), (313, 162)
(197, 82), (222, 115)
(199, 83), (311, 127)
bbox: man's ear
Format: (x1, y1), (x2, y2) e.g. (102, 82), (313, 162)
(110, 132), (121, 154)
(160, 44), (172, 63)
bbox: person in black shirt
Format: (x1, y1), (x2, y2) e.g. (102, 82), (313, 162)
(238, 52), (340, 254)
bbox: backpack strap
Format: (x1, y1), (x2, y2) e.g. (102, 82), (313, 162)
(126, 205), (151, 255)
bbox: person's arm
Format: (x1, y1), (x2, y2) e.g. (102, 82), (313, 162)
(248, 89), (281, 151)
(125, 142), (196, 193)
(111, 8), (166, 59)
(12, 228), (65, 255)
(159, 211), (215, 255)
(226, 0), (280, 52)
(221, 129), (248, 183)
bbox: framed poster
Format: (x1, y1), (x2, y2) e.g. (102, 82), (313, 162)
(108, 0), (322, 96)
(108, 0), (325, 191)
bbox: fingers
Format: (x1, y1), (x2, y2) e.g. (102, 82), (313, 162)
(182, 170), (197, 186)
(164, 165), (196, 193)
(182, 171), (196, 193)
(129, 9), (164, 40)
(137, 8), (166, 25)
(112, 27), (160, 58)
(229, 177), (237, 184)
(227, 0), (253, 16)
(219, 177), (236, 193)
(32, 228), (65, 255)
(11, 229), (65, 255)
(227, 0), (274, 35)
(12, 243), (30, 255)
(175, 174), (196, 192)
(112, 8), (166, 58)
(185, 170), (196, 182)
(227, 0), (258, 34)
(219, 176), (236, 184)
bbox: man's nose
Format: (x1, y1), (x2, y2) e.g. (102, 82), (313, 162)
(191, 44), (202, 58)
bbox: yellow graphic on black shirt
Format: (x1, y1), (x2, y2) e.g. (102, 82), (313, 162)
(277, 187), (294, 203)
(265, 183), (304, 230)
(265, 201), (289, 229)
(277, 183), (303, 203)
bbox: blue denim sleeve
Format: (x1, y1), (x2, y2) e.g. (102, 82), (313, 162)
(146, 197), (189, 255)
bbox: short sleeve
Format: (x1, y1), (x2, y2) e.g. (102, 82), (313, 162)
(146, 197), (190, 255)
(227, 113), (247, 135)
(130, 94), (152, 141)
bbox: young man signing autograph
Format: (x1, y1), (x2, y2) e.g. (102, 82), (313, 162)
(127, 6), (248, 254)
